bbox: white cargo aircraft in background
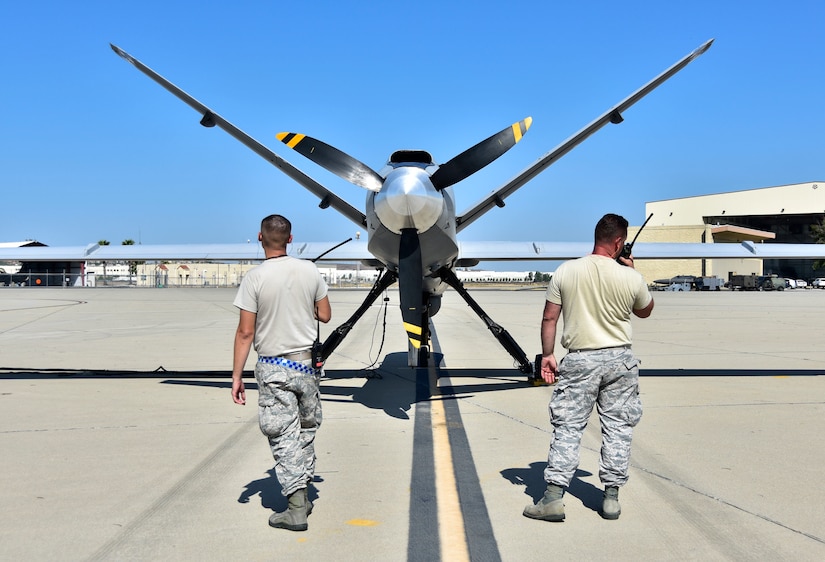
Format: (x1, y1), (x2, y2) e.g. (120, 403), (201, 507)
(4, 39), (824, 378)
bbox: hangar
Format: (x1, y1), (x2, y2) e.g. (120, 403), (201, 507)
(0, 241), (81, 286)
(630, 181), (825, 285)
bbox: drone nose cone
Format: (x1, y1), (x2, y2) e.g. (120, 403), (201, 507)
(374, 167), (443, 233)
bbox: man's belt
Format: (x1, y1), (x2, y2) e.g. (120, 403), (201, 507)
(258, 351), (315, 375)
(280, 350), (312, 361)
(568, 345), (631, 353)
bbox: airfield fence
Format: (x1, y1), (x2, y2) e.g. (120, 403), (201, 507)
(0, 272), (242, 289)
(1, 272), (549, 289)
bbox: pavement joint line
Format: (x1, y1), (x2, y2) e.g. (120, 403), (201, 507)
(469, 386), (824, 548)
(631, 463), (825, 545)
(0, 420), (253, 435)
(447, 371), (824, 546)
(85, 412), (260, 561)
(0, 300), (83, 335)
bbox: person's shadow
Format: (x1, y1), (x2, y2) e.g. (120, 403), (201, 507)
(238, 469), (322, 511)
(501, 462), (603, 513)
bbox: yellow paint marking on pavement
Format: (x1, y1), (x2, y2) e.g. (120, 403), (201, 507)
(431, 397), (470, 562)
(347, 519), (380, 527)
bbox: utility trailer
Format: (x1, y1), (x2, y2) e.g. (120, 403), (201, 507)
(695, 276), (724, 291)
(728, 274), (759, 291)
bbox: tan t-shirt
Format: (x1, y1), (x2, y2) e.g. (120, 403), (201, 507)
(545, 254), (652, 351)
(233, 256), (328, 357)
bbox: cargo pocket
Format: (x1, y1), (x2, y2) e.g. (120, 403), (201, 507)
(258, 401), (294, 438)
(255, 363), (287, 407)
(621, 358), (643, 427)
(623, 356), (640, 372)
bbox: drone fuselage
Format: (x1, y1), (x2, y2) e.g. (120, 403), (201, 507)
(366, 162), (457, 299)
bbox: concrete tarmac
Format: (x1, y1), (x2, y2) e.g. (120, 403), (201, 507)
(1, 287), (824, 561)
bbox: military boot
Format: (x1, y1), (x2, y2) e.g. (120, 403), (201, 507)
(601, 486), (621, 520)
(269, 488), (309, 531)
(523, 483), (565, 522)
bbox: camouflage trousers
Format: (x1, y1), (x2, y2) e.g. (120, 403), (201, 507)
(544, 347), (643, 488)
(254, 360), (323, 497)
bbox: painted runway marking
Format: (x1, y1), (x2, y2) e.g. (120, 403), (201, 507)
(347, 519), (380, 527)
(405, 323), (501, 562)
(431, 396), (470, 562)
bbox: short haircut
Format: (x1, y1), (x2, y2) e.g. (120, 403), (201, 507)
(594, 213), (628, 244)
(260, 214), (292, 248)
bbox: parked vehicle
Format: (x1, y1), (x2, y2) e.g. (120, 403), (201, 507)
(728, 274), (759, 291)
(695, 276), (724, 291)
(652, 275), (696, 291)
(813, 278), (825, 289)
(796, 279), (808, 289)
(757, 276), (785, 291)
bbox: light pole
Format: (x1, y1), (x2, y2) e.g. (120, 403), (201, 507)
(355, 231), (361, 288)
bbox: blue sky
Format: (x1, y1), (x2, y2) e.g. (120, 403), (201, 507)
(2, 1), (823, 268)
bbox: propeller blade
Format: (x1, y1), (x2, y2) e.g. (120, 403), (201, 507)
(276, 132), (384, 192)
(398, 228), (425, 350)
(430, 117), (532, 190)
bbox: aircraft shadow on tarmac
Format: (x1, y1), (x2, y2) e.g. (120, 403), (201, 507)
(4, 365), (823, 381)
(3, 364), (821, 423)
(0, 353), (530, 419)
(640, 368), (825, 376)
(501, 462), (603, 513)
(319, 352), (528, 420)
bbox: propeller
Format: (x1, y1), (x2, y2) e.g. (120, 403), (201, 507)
(430, 117), (532, 190)
(276, 117), (530, 194)
(275, 132), (384, 192)
(398, 228), (425, 351)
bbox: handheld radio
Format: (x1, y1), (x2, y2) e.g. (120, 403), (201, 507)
(618, 213), (653, 265)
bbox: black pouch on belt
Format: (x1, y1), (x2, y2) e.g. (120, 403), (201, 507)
(312, 339), (324, 371)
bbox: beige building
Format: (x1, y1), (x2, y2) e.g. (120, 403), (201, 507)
(629, 181), (824, 285)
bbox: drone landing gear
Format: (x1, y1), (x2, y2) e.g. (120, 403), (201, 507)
(407, 294), (431, 368)
(320, 266), (540, 383)
(439, 268), (540, 383)
(320, 269), (398, 362)
(320, 268), (432, 369)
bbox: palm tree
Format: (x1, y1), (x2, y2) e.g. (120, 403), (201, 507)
(121, 239), (137, 281)
(97, 240), (110, 281)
